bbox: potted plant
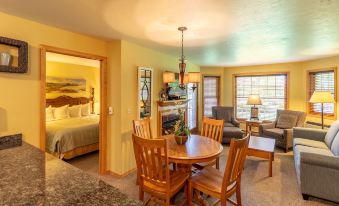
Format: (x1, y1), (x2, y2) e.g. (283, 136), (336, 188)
(174, 109), (190, 145)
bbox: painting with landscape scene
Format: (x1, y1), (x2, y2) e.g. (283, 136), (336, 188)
(46, 77), (86, 93)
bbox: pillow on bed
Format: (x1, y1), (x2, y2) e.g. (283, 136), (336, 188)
(46, 106), (54, 121)
(69, 105), (82, 118)
(81, 103), (90, 116)
(54, 105), (69, 120)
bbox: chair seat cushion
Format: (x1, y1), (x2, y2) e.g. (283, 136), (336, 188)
(143, 170), (189, 196)
(223, 127), (243, 138)
(263, 128), (284, 139)
(224, 122), (235, 127)
(293, 138), (328, 149)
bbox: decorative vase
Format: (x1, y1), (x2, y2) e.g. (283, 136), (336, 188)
(174, 135), (188, 145)
(0, 52), (11, 66)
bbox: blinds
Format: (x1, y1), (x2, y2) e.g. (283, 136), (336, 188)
(235, 74), (287, 120)
(309, 70), (335, 114)
(203, 77), (220, 117)
(187, 83), (197, 129)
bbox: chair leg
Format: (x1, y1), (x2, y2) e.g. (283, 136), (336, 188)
(139, 185), (144, 201)
(187, 181), (193, 206)
(216, 157), (220, 170)
(236, 183), (242, 206)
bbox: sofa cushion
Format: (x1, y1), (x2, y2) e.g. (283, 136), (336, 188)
(293, 138), (328, 149)
(224, 122), (235, 127)
(263, 128), (284, 139)
(324, 120), (339, 148)
(330, 132), (339, 156)
(276, 113), (298, 129)
(223, 127), (243, 138)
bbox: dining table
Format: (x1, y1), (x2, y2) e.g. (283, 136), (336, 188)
(162, 134), (224, 169)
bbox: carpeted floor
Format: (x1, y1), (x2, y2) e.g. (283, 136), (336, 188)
(66, 147), (338, 206)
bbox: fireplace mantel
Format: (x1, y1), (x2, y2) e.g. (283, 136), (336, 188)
(157, 99), (189, 107)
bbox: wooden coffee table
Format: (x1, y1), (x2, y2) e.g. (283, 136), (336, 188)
(247, 136), (276, 177)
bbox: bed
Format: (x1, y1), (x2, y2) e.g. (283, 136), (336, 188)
(45, 94), (99, 159)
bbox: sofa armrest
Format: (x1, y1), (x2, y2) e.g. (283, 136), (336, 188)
(259, 122), (276, 134)
(293, 127), (327, 141)
(231, 118), (240, 127)
(301, 152), (339, 170)
(284, 129), (293, 149)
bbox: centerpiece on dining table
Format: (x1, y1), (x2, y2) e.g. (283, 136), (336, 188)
(174, 109), (190, 145)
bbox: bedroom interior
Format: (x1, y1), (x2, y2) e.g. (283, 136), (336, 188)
(1, 0), (339, 205)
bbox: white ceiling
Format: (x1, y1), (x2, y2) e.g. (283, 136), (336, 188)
(1, 0), (339, 66)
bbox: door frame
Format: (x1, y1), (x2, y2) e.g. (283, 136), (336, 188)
(40, 45), (108, 174)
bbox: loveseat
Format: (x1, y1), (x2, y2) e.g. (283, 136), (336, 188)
(293, 121), (339, 202)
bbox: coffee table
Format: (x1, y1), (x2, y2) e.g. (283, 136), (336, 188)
(247, 136), (276, 177)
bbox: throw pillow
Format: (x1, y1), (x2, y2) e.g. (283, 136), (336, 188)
(276, 114), (298, 129)
(81, 103), (90, 116)
(69, 105), (82, 118)
(46, 106), (54, 121)
(54, 105), (69, 120)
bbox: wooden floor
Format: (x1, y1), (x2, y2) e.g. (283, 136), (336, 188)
(67, 147), (338, 206)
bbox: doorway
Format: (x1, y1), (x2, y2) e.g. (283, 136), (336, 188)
(40, 45), (107, 174)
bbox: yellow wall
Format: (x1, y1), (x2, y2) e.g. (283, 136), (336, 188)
(46, 61), (100, 101)
(201, 55), (339, 126)
(0, 12), (107, 146)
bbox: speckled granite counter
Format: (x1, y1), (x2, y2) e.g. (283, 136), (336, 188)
(0, 142), (142, 206)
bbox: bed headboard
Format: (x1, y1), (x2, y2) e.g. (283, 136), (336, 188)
(46, 88), (95, 113)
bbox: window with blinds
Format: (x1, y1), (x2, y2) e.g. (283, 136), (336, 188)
(203, 76), (220, 117)
(235, 74), (287, 120)
(308, 69), (336, 116)
(187, 83), (198, 130)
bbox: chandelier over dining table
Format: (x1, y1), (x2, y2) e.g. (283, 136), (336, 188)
(162, 27), (201, 92)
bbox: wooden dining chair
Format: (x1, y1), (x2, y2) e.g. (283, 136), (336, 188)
(133, 118), (153, 139)
(194, 117), (224, 170)
(132, 134), (189, 206)
(188, 134), (250, 206)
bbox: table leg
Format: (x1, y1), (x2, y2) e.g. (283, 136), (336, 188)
(269, 152), (273, 177)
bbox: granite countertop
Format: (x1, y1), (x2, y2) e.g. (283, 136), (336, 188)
(0, 142), (142, 206)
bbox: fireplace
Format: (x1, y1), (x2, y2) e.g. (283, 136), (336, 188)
(157, 100), (188, 136)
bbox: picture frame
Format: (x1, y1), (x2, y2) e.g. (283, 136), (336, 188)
(137, 67), (153, 119)
(0, 36), (28, 73)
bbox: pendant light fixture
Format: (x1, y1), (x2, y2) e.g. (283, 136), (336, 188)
(162, 27), (201, 92)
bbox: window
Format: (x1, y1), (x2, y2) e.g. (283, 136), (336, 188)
(308, 68), (336, 117)
(203, 76), (220, 117)
(235, 73), (288, 120)
(187, 83), (198, 130)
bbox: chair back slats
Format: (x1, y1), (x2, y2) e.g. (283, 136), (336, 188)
(133, 118), (153, 139)
(222, 134), (250, 194)
(132, 134), (170, 188)
(201, 117), (224, 143)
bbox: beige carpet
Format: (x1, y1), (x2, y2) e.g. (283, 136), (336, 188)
(66, 148), (338, 206)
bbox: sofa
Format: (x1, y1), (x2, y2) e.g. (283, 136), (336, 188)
(293, 121), (339, 202)
(259, 110), (306, 152)
(212, 106), (243, 143)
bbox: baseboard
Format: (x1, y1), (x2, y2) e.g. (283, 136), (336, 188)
(108, 168), (137, 178)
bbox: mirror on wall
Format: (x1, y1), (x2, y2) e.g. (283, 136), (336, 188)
(138, 67), (153, 119)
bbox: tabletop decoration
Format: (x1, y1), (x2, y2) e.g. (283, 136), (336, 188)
(174, 109), (190, 145)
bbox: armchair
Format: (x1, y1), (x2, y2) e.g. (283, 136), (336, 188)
(259, 109), (306, 152)
(212, 106), (243, 143)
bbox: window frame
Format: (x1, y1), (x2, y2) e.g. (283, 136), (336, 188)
(232, 72), (289, 121)
(306, 67), (337, 119)
(202, 75), (221, 117)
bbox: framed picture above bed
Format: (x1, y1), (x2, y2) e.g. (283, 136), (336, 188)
(46, 76), (86, 94)
(137, 67), (153, 119)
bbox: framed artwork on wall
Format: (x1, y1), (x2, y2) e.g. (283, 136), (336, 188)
(137, 67), (153, 119)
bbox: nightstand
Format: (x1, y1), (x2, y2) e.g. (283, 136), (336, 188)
(245, 120), (262, 136)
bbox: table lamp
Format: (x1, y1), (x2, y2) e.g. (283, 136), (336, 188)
(309, 91), (335, 129)
(247, 95), (262, 120)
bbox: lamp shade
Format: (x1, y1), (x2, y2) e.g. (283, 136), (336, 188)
(247, 95), (262, 105)
(188, 72), (201, 83)
(309, 91), (335, 103)
(163, 72), (175, 83)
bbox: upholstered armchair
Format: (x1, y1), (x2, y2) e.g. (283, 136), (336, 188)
(259, 109), (306, 152)
(212, 106), (243, 143)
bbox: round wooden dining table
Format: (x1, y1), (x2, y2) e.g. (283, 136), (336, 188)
(162, 134), (223, 165)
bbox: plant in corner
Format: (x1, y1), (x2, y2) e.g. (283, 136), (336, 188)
(174, 109), (190, 145)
